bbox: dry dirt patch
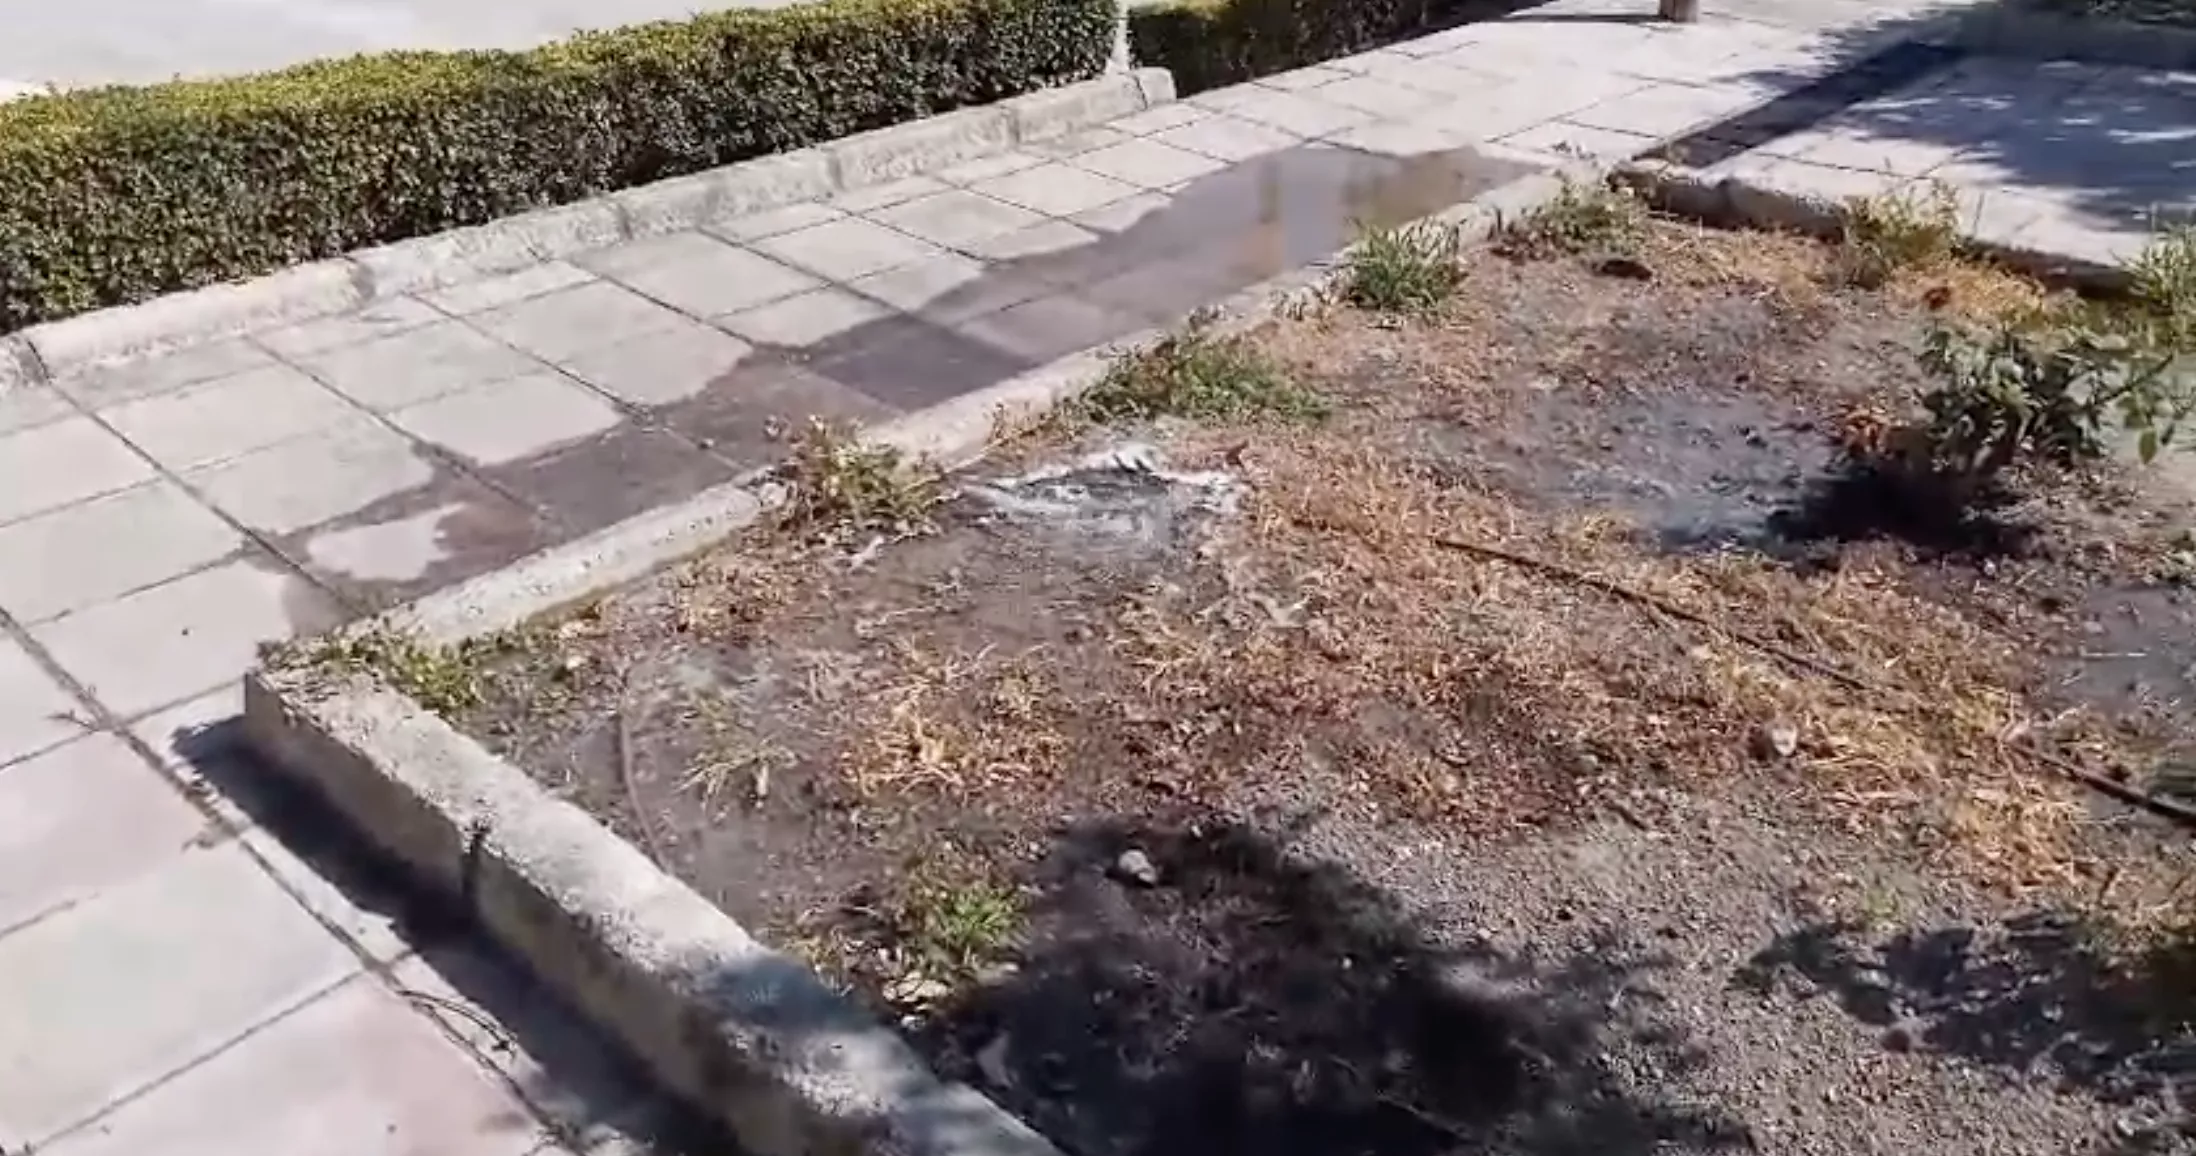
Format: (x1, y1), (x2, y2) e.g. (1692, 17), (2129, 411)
(425, 219), (2196, 1156)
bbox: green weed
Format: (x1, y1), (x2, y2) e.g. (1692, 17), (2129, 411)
(777, 418), (941, 537)
(1836, 182), (1962, 288)
(1503, 180), (1648, 258)
(1339, 221), (1463, 315)
(1075, 322), (1326, 424)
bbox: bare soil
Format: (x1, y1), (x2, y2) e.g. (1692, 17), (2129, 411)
(461, 221), (2196, 1156)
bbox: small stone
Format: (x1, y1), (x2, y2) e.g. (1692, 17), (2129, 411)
(1882, 1024), (1916, 1053)
(1751, 721), (1800, 760)
(1112, 848), (1160, 887)
(884, 973), (951, 1007)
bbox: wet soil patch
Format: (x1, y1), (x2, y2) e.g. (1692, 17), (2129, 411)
(456, 221), (2196, 1156)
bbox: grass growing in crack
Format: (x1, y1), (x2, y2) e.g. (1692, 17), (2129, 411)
(1339, 221), (1463, 315)
(1502, 179), (1647, 258)
(777, 418), (941, 537)
(1835, 182), (1962, 288)
(1074, 323), (1327, 425)
(273, 628), (500, 717)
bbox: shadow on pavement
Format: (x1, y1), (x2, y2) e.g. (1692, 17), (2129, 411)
(1692, 1), (2196, 230)
(164, 713), (732, 1156)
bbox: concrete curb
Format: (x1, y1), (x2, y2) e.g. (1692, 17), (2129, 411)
(240, 157), (1591, 1156)
(1615, 158), (2135, 292)
(5, 69), (1176, 389)
(1950, 3), (2196, 69)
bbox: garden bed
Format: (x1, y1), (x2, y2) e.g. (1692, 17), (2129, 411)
(326, 206), (2196, 1155)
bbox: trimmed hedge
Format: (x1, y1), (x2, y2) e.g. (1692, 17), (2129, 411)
(0, 0), (1115, 333)
(1129, 0), (1512, 93)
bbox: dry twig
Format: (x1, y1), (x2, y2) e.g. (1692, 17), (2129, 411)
(1432, 532), (2196, 831)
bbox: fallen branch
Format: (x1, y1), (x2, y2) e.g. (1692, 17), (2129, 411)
(1430, 534), (1876, 694)
(2019, 742), (2196, 830)
(1432, 532), (2196, 831)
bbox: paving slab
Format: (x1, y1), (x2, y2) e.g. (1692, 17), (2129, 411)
(0, 844), (357, 1147)
(0, 732), (211, 936)
(0, 417), (157, 527)
(1650, 42), (2196, 243)
(0, 384), (74, 436)
(31, 557), (343, 718)
(0, 636), (88, 767)
(717, 288), (893, 349)
(388, 372), (624, 468)
(0, 480), (243, 624)
(35, 976), (544, 1156)
(751, 217), (950, 281)
(292, 320), (546, 412)
(471, 283), (697, 366)
(53, 339), (279, 411)
(422, 263), (600, 318)
(576, 233), (823, 318)
(186, 416), (439, 536)
(254, 298), (445, 361)
(556, 321), (755, 408)
(287, 471), (554, 609)
(870, 189), (1049, 248)
(129, 684), (262, 831)
(98, 363), (356, 472)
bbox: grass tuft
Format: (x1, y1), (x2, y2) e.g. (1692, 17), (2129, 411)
(272, 628), (500, 717)
(2130, 224), (2196, 333)
(1502, 180), (1648, 258)
(899, 874), (1023, 976)
(1339, 221), (1464, 315)
(1075, 322), (1327, 424)
(1835, 182), (1962, 288)
(777, 418), (942, 537)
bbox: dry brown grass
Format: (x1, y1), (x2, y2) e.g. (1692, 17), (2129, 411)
(1622, 215), (2061, 328)
(843, 642), (1071, 796)
(1081, 406), (2176, 908)
(476, 216), (2178, 941)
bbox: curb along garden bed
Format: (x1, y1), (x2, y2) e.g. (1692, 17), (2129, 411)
(0, 0), (1116, 335)
(252, 180), (2196, 1156)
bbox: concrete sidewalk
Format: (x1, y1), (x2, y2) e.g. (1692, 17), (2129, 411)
(5, 0), (2164, 1150)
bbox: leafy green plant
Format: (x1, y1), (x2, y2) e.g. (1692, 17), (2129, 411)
(1076, 320), (1327, 423)
(1340, 221), (1463, 315)
(0, 0), (1114, 333)
(1910, 321), (2195, 483)
(900, 877), (1023, 975)
(2131, 225), (2196, 334)
(1502, 180), (1647, 259)
(272, 627), (506, 716)
(778, 418), (942, 536)
(1835, 182), (1962, 288)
